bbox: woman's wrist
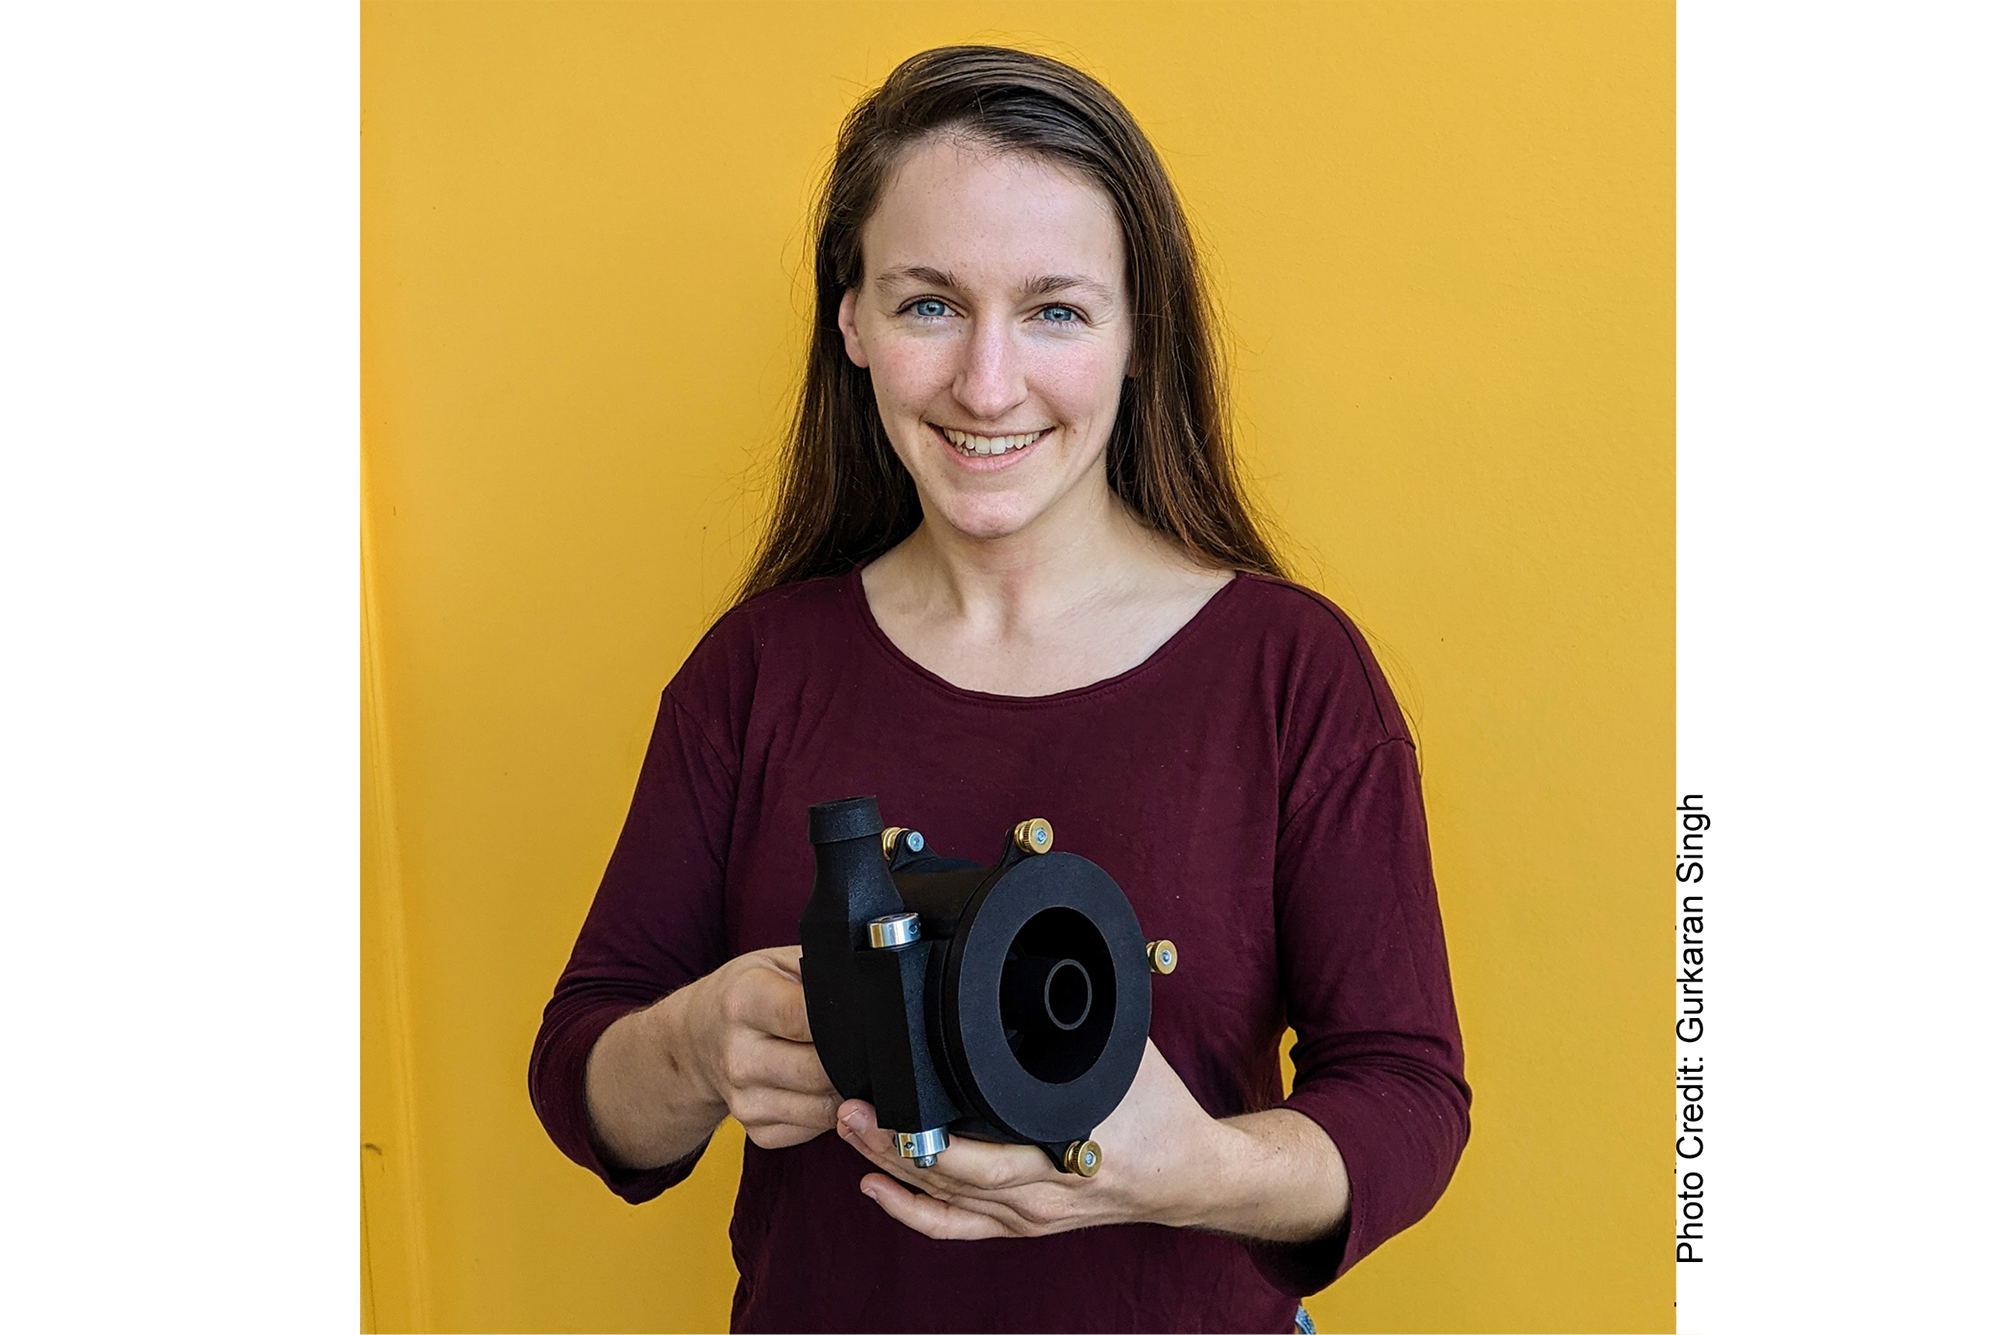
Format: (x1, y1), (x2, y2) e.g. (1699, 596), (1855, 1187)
(1147, 1111), (1258, 1231)
(1150, 1108), (1351, 1243)
(648, 977), (728, 1120)
(585, 982), (729, 1170)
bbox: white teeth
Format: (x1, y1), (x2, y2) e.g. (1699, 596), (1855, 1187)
(939, 426), (1045, 456)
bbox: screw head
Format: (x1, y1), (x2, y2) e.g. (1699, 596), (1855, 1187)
(1012, 818), (1055, 855)
(881, 827), (927, 858)
(1062, 1138), (1103, 1177)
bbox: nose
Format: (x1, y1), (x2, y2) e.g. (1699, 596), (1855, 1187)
(952, 314), (1027, 422)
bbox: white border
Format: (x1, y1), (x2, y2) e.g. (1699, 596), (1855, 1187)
(2, 3), (356, 1327)
(4, 1), (1996, 1327)
(1681, 3), (1996, 1330)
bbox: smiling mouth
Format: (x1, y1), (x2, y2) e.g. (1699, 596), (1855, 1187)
(931, 424), (1052, 458)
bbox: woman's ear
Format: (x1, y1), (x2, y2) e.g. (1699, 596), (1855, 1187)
(836, 289), (870, 369)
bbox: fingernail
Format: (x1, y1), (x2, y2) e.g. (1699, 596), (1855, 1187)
(860, 1185), (878, 1203)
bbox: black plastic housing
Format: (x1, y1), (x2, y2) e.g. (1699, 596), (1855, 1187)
(798, 796), (1154, 1169)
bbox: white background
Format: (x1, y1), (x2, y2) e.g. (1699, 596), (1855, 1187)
(1, 3), (356, 1327)
(1678, 3), (1996, 1331)
(1, 2), (1992, 1330)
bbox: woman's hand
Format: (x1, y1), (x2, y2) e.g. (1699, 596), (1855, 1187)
(681, 945), (842, 1150)
(588, 945), (840, 1169)
(834, 1038), (1228, 1239)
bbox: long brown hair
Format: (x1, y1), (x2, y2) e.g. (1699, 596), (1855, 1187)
(736, 45), (1286, 603)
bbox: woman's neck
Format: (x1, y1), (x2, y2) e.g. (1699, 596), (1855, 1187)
(859, 481), (1233, 697)
(876, 482), (1183, 632)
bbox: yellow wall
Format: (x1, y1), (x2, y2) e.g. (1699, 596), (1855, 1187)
(361, 3), (1673, 1330)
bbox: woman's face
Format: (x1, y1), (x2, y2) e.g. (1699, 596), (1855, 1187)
(838, 136), (1133, 545)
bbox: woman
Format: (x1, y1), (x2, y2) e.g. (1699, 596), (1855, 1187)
(531, 45), (1468, 1334)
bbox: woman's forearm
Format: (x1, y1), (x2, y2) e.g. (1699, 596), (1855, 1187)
(1169, 1107), (1352, 1244)
(583, 982), (728, 1171)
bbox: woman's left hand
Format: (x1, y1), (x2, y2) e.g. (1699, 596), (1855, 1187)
(835, 1038), (1222, 1239)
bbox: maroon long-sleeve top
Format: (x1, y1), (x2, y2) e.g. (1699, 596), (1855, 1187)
(530, 566), (1469, 1333)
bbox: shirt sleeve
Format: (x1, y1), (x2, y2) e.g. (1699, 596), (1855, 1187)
(527, 683), (739, 1203)
(1250, 734), (1472, 1295)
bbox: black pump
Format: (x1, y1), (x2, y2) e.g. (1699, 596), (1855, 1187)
(798, 796), (1174, 1174)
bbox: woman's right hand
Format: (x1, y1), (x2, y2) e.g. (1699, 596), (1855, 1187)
(586, 944), (840, 1169)
(679, 945), (841, 1150)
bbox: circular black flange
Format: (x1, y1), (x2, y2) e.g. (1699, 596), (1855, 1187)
(940, 852), (1151, 1146)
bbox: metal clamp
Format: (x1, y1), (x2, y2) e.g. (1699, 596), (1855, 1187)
(868, 912), (920, 949)
(895, 1126), (949, 1168)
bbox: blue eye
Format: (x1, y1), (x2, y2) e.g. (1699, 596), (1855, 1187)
(1039, 305), (1080, 323)
(910, 298), (950, 318)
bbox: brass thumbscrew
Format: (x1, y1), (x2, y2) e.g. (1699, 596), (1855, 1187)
(1012, 818), (1054, 855)
(1062, 1139), (1102, 1176)
(880, 827), (925, 859)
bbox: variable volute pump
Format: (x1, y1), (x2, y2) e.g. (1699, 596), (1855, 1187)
(799, 797), (1178, 1175)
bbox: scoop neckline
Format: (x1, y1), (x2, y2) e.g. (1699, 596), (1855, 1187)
(843, 562), (1245, 707)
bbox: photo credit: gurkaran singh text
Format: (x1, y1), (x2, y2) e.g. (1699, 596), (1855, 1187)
(1675, 795), (1707, 1264)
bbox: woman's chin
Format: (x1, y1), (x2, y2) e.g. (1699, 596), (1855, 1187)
(926, 494), (1049, 544)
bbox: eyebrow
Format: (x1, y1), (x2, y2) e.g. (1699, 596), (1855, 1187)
(1023, 272), (1118, 304)
(874, 265), (1117, 305)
